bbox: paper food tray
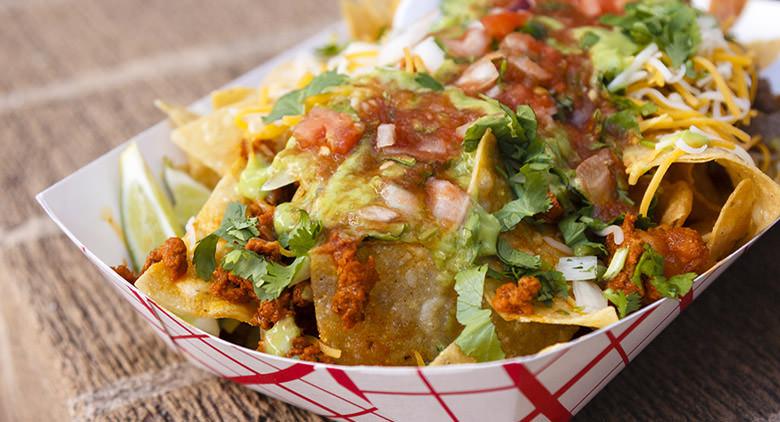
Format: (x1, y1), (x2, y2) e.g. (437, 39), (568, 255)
(36, 3), (780, 421)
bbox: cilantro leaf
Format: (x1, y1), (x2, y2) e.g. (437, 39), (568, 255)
(214, 202), (259, 247)
(650, 272), (696, 299)
(603, 288), (641, 318)
(496, 238), (541, 270)
(601, 0), (701, 67)
(255, 256), (310, 301)
(263, 71), (349, 123)
(414, 73), (444, 91)
(221, 249), (269, 284)
(533, 267), (569, 303)
(279, 210), (322, 256)
(631, 243), (664, 291)
(558, 214), (608, 257)
(315, 41), (346, 58)
(495, 168), (551, 231)
(453, 265), (505, 362)
(631, 243), (696, 299)
(193, 234), (219, 280)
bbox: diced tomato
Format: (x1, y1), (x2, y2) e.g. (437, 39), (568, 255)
(358, 90), (478, 162)
(481, 11), (531, 39)
(293, 107), (364, 155)
(497, 83), (557, 124)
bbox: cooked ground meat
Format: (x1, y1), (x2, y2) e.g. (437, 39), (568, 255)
(247, 201), (276, 240)
(286, 336), (333, 363)
(322, 233), (378, 329)
(492, 276), (541, 315)
(254, 291), (292, 330)
(245, 238), (282, 261)
(606, 213), (711, 299)
(606, 214), (646, 296)
(112, 264), (137, 284)
(141, 237), (188, 280)
(643, 225), (712, 277)
(210, 267), (258, 304)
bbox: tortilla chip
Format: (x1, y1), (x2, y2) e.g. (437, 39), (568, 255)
(709, 178), (756, 260)
(211, 87), (257, 110)
(709, 0), (748, 30)
(171, 94), (258, 176)
(468, 131), (513, 213)
(135, 263), (256, 323)
(490, 297), (619, 329)
(309, 242), (460, 366)
(429, 343), (477, 366)
(656, 179), (693, 227)
(154, 100), (201, 127)
(187, 165), (243, 247)
(624, 146), (780, 254)
(340, 0), (400, 41)
(492, 315), (579, 357)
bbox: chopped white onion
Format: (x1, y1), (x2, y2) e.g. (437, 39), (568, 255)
(381, 183), (422, 216)
(356, 205), (399, 222)
(425, 178), (471, 227)
(595, 225), (624, 245)
(572, 280), (608, 313)
(376, 123), (397, 148)
(556, 256), (598, 281)
(721, 145), (756, 167)
(413, 36), (445, 72)
(456, 58), (499, 91)
(543, 236), (574, 255)
(455, 121), (472, 139)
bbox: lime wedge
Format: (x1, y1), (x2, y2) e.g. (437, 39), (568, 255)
(120, 143), (182, 271)
(162, 161), (212, 226)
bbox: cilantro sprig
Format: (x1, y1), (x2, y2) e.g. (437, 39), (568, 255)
(192, 201), (320, 302)
(263, 71), (349, 123)
(601, 0), (701, 67)
(603, 288), (641, 318)
(632, 244), (696, 298)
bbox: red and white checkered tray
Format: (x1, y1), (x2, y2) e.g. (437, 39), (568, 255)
(36, 3), (780, 420)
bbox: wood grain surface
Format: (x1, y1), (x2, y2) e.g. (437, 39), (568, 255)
(0, 1), (778, 421)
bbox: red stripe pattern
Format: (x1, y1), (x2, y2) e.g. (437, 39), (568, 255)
(83, 247), (730, 421)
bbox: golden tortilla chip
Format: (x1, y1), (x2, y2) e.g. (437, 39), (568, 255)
(492, 314), (579, 358)
(429, 343), (477, 366)
(340, 0), (400, 41)
(171, 94), (258, 176)
(309, 242), (460, 366)
(656, 179), (693, 227)
(709, 178), (756, 260)
(468, 131), (512, 212)
(624, 146), (780, 256)
(135, 263), (256, 323)
(154, 100), (200, 127)
(211, 87), (257, 110)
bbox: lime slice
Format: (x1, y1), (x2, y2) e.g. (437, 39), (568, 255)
(162, 161), (212, 226)
(120, 143), (182, 270)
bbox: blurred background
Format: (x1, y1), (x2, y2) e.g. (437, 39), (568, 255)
(1, 0), (779, 421)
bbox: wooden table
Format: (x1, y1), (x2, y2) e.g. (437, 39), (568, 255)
(1, 1), (779, 420)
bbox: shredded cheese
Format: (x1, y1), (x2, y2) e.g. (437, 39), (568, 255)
(639, 149), (685, 217)
(694, 57), (742, 119)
